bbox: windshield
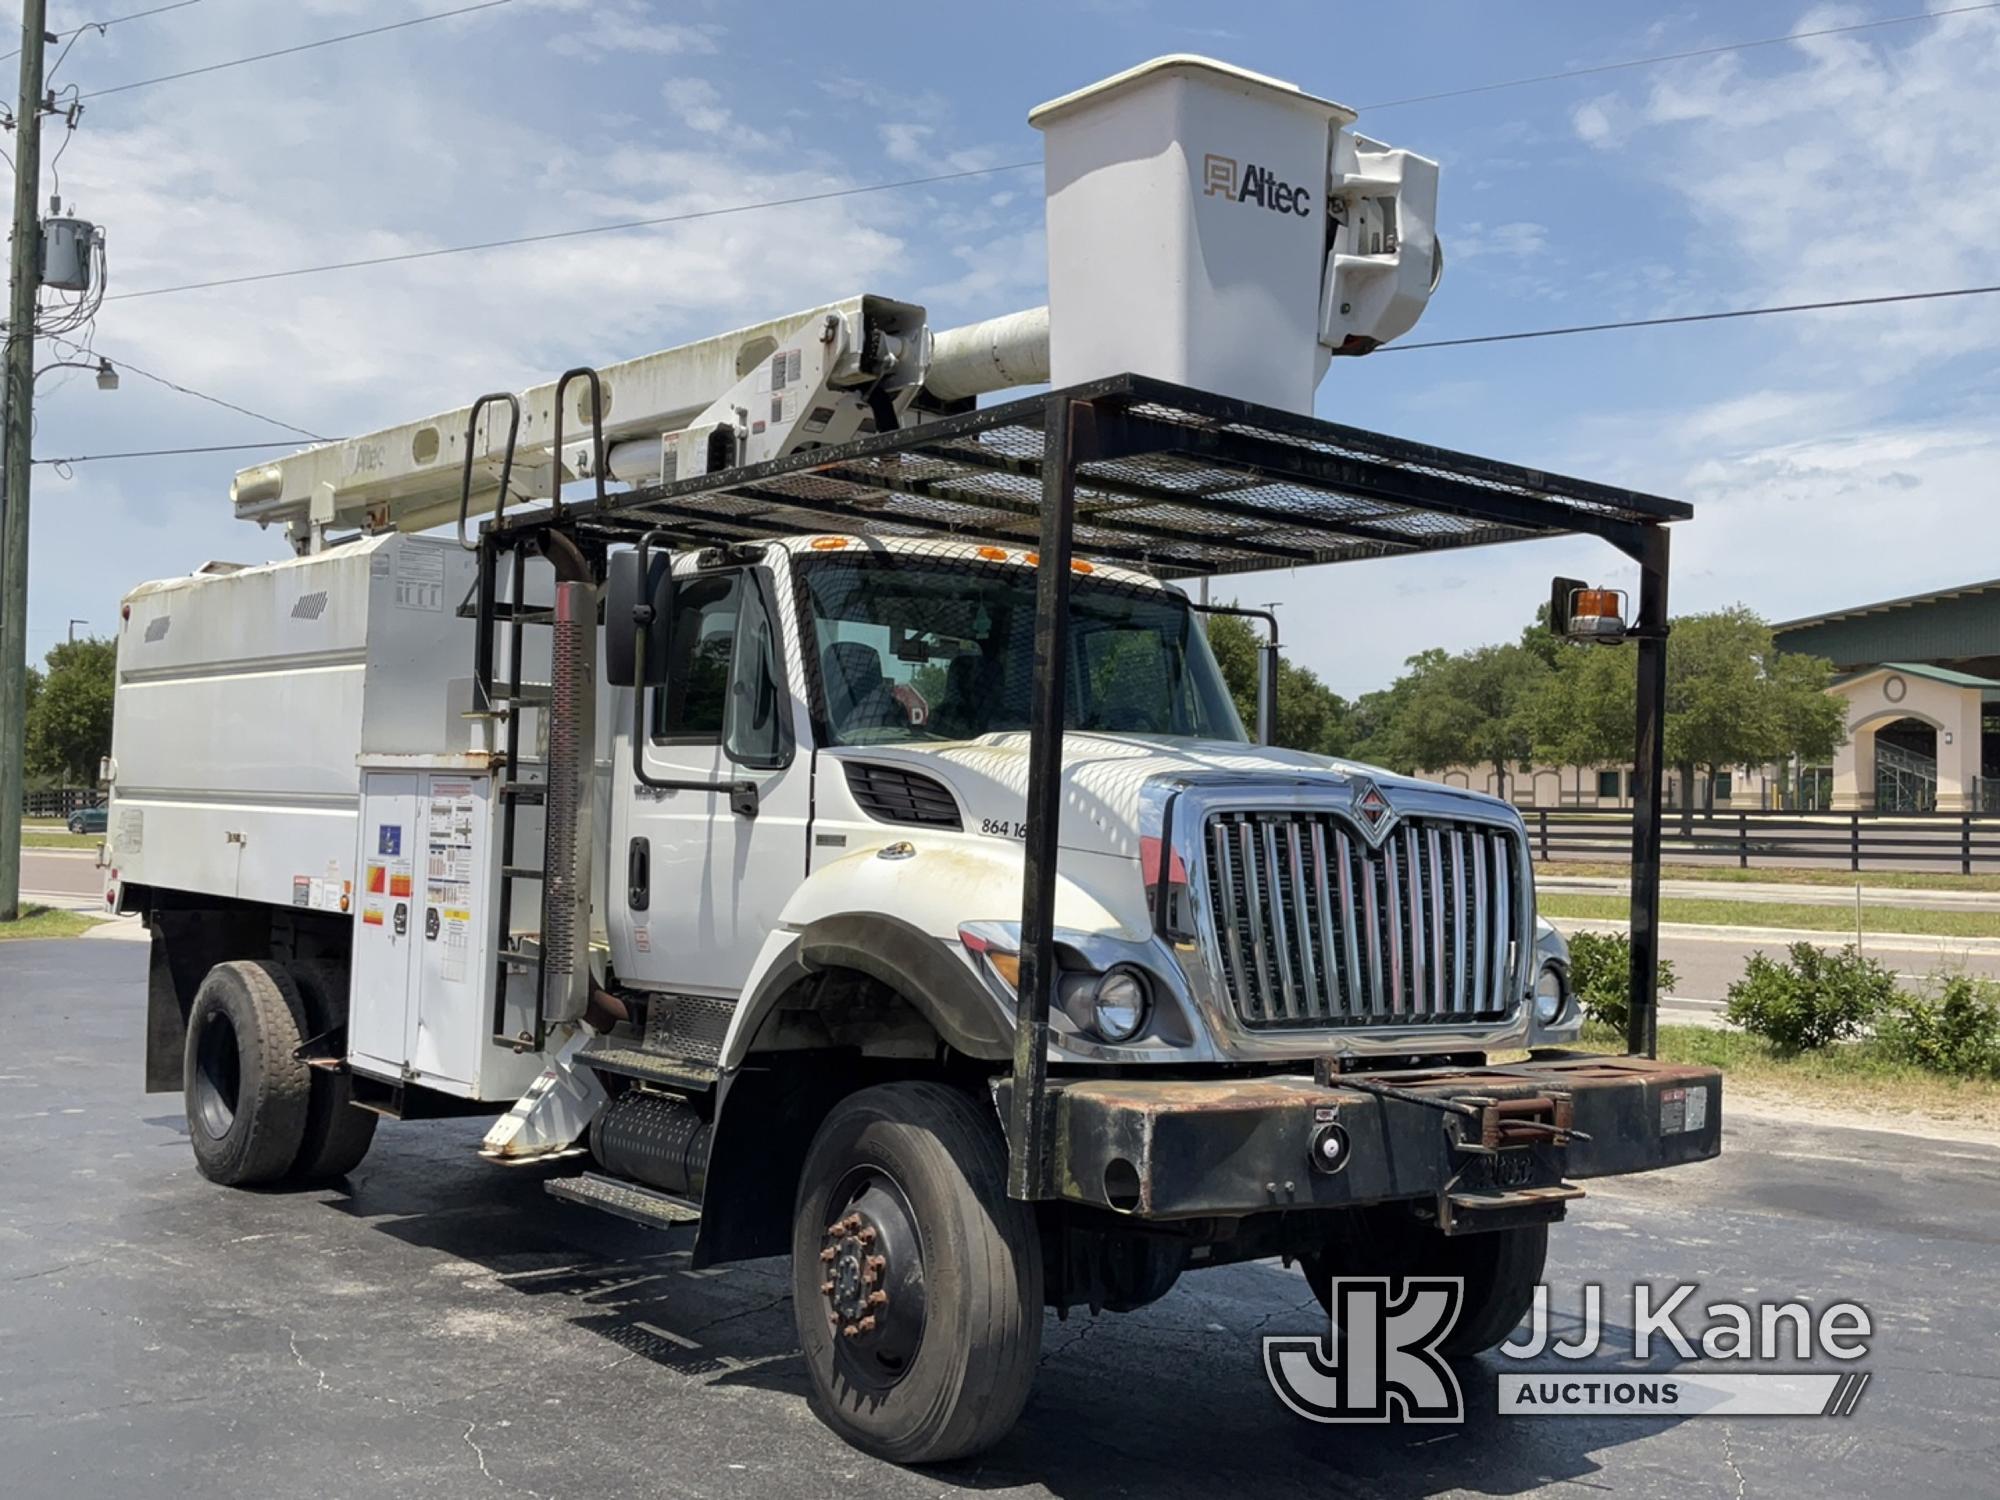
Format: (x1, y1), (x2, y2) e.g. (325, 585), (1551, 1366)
(797, 552), (1247, 747)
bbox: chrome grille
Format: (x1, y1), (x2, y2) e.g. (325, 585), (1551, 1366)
(1201, 810), (1524, 1028)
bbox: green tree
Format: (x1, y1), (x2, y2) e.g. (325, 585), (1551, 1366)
(1380, 643), (1550, 794)
(1204, 610), (1357, 756)
(1527, 606), (1846, 820)
(25, 637), (116, 786)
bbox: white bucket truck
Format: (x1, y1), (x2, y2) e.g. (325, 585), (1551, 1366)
(105, 58), (1717, 1461)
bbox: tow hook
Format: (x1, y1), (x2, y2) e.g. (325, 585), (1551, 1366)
(1446, 1093), (1587, 1155)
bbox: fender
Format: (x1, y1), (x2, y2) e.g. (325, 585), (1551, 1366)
(723, 911), (1010, 1069)
(694, 914), (1011, 1268)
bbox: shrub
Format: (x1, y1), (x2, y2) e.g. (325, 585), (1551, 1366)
(1566, 930), (1677, 1036)
(1723, 943), (1893, 1054)
(1878, 975), (2000, 1078)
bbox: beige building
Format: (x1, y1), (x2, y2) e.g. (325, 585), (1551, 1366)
(1416, 579), (2000, 813)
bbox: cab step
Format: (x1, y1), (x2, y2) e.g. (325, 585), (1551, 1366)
(578, 1042), (719, 1091)
(1440, 1182), (1585, 1235)
(546, 1171), (702, 1230)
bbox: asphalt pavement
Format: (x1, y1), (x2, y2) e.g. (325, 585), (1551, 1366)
(3, 938), (1996, 1498)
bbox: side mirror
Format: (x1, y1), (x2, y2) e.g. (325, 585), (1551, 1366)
(605, 547), (676, 687)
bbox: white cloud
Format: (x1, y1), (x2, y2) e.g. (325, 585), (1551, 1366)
(1450, 221), (1549, 261)
(535, 0), (721, 59)
(21, 0), (1031, 646)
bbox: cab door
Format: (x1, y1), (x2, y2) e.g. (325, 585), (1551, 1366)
(610, 564), (806, 994)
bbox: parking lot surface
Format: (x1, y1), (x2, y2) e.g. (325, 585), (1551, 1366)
(3, 939), (1995, 1498)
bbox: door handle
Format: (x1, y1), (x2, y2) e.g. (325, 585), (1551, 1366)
(628, 836), (650, 911)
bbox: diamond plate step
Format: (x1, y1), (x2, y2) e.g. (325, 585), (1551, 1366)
(643, 994), (738, 1065)
(578, 1043), (718, 1091)
(546, 1171), (702, 1230)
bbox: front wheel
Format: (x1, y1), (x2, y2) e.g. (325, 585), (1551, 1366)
(1300, 1206), (1547, 1358)
(791, 1081), (1042, 1464)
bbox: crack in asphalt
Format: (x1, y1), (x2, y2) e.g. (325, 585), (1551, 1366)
(463, 1420), (548, 1498)
(681, 1290), (794, 1340)
(4, 1255), (103, 1282)
(1719, 1420), (1748, 1500)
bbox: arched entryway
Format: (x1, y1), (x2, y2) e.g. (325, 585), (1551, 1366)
(1872, 717), (1938, 811)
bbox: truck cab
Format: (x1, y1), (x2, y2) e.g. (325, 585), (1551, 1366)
(608, 532), (1574, 1070)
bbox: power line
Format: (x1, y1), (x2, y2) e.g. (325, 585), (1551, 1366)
(35, 439), (309, 464)
(1382, 284), (2000, 352)
(0, 0), (207, 63)
(51, 335), (329, 439)
(108, 160), (1039, 302)
(1358, 2), (2000, 111)
(77, 0), (513, 101)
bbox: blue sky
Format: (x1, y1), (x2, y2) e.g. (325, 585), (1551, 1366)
(16, 0), (2000, 695)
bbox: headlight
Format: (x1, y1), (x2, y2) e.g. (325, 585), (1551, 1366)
(1534, 962), (1568, 1025)
(1089, 966), (1150, 1043)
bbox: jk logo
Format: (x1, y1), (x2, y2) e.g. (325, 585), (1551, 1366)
(1264, 1277), (1465, 1423)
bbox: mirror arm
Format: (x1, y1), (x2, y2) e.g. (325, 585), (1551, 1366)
(628, 529), (760, 817)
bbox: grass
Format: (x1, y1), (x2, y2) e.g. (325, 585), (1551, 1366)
(1566, 1021), (2000, 1122)
(1538, 860), (2000, 893)
(1538, 891), (2000, 940)
(0, 904), (102, 940)
(22, 829), (99, 849)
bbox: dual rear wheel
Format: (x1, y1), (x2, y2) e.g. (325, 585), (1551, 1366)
(183, 959), (375, 1187)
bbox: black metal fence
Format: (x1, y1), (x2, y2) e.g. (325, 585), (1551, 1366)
(1522, 807), (2000, 874)
(19, 788), (96, 819)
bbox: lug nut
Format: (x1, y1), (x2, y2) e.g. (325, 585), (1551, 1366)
(856, 1316), (877, 1334)
(866, 1255), (885, 1274)
(819, 1247), (836, 1262)
(820, 1281), (835, 1295)
(842, 1323), (859, 1338)
(866, 1290), (888, 1307)
(856, 1226), (877, 1245)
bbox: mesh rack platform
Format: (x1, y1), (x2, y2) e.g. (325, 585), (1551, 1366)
(521, 373), (1691, 575)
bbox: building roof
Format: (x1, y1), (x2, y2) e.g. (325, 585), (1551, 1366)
(1773, 577), (2000, 632)
(1832, 661), (2000, 691)
(1773, 578), (2000, 673)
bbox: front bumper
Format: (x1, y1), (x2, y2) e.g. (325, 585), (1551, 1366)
(1016, 1054), (1720, 1228)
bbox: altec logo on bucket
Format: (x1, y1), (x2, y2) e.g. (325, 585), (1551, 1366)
(1202, 153), (1313, 216)
(1266, 1280), (1874, 1422)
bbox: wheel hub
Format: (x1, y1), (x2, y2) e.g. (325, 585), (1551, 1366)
(817, 1168), (926, 1389)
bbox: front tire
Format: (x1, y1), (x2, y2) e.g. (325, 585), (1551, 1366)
(1301, 1206), (1547, 1358)
(791, 1081), (1042, 1464)
(183, 961), (312, 1187)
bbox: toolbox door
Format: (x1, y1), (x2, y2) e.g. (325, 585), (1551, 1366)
(348, 773), (421, 1079)
(408, 772), (493, 1090)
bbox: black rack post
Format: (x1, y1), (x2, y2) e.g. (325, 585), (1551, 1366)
(1008, 396), (1085, 1199)
(1626, 525), (1671, 1057)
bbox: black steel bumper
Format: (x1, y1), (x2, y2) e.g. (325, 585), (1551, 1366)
(1015, 1055), (1721, 1227)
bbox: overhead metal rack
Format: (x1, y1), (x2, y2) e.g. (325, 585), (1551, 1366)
(512, 373), (1689, 572)
(486, 373), (1691, 1199)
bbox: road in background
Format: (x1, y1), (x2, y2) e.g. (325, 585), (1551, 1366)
(2, 940), (1993, 1499)
(19, 848), (102, 898)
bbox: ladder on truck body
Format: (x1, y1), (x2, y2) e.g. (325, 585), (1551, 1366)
(457, 371), (608, 1053)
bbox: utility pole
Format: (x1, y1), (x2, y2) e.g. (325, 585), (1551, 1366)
(0, 0), (48, 922)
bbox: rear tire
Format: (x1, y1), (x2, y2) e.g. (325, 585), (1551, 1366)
(183, 961), (312, 1187)
(791, 1081), (1042, 1464)
(285, 960), (376, 1183)
(1300, 1206), (1547, 1358)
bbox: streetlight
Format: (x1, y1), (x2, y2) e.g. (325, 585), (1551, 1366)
(67, 617), (85, 642)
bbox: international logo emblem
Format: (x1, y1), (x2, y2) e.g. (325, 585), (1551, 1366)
(1350, 775), (1395, 843)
